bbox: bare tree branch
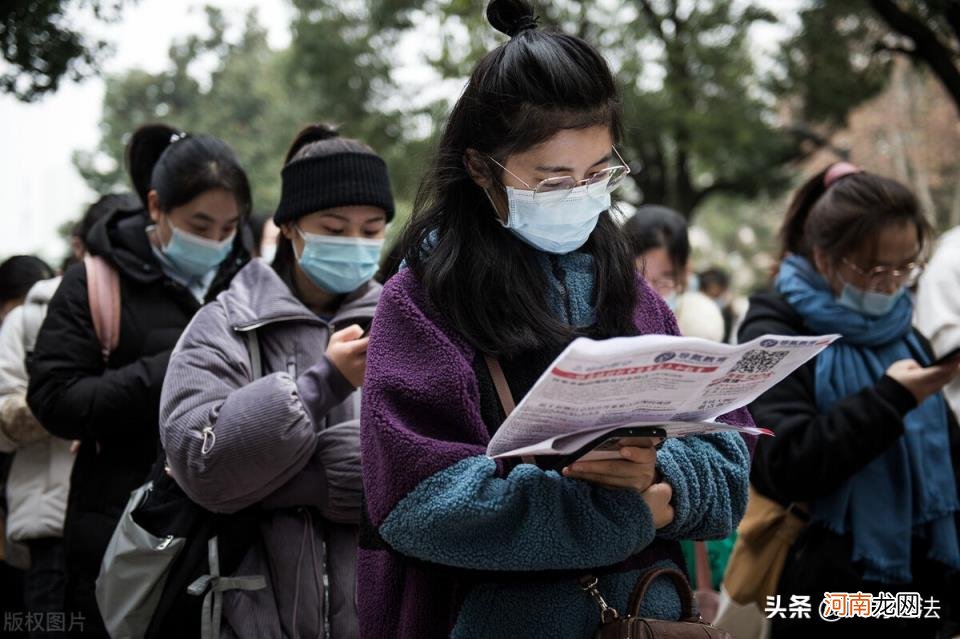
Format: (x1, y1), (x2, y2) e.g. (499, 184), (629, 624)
(869, 0), (960, 113)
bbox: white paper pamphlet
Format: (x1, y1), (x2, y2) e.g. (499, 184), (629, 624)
(486, 332), (839, 460)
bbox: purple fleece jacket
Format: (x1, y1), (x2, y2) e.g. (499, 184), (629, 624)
(360, 267), (756, 638)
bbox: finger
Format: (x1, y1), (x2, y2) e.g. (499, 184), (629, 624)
(658, 505), (675, 528)
(928, 359), (960, 375)
(568, 458), (652, 476)
(643, 481), (673, 500)
(619, 446), (657, 463)
(344, 336), (370, 355)
(917, 367), (958, 385)
(330, 324), (364, 344)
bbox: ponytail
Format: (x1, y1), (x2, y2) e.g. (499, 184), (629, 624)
(284, 123), (341, 164)
(125, 123), (251, 217)
(126, 124), (182, 208)
(777, 165), (832, 260)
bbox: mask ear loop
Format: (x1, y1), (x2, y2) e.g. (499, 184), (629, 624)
(482, 187), (510, 227)
(146, 216), (173, 251)
(474, 154), (511, 226)
(292, 224), (309, 260)
(161, 215), (176, 250)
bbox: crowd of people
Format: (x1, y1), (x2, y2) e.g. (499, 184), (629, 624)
(1, 1), (959, 638)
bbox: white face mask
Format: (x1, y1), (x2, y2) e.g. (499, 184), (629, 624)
(491, 179), (612, 254)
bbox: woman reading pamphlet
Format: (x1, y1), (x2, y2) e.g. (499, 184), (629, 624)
(358, 2), (758, 637)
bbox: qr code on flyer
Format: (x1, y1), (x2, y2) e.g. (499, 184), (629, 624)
(731, 349), (789, 374)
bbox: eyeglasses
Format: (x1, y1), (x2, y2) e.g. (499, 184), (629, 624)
(841, 257), (925, 289)
(650, 276), (678, 295)
(487, 146), (632, 195)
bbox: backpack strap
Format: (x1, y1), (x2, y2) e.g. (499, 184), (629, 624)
(188, 536), (266, 639)
(244, 330), (263, 380)
(84, 255), (121, 362)
(483, 354), (516, 417)
(483, 354), (535, 465)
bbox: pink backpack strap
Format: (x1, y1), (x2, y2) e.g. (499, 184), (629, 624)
(84, 255), (121, 362)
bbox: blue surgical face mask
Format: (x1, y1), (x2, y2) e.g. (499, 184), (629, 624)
(296, 228), (384, 294)
(490, 179), (611, 254)
(158, 218), (234, 279)
(837, 281), (906, 317)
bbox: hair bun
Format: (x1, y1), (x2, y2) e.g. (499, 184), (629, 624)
(486, 0), (539, 38)
(285, 123), (341, 164)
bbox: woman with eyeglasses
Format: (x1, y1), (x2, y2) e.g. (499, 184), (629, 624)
(358, 2), (756, 637)
(738, 162), (960, 638)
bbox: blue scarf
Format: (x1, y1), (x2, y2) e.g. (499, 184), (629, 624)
(776, 255), (960, 583)
(538, 251), (596, 327)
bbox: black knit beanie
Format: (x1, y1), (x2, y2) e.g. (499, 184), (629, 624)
(274, 151), (395, 224)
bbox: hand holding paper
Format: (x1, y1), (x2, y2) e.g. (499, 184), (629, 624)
(487, 332), (838, 460)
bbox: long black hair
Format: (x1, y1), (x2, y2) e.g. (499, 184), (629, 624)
(401, 0), (637, 356)
(778, 163), (932, 266)
(126, 123), (252, 217)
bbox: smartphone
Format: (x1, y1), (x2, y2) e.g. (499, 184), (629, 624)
(538, 426), (667, 472)
(930, 346), (960, 367)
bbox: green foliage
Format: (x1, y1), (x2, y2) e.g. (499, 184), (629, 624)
(74, 7), (318, 214)
(1, 0), (128, 101)
(81, 0), (924, 233)
(353, 0), (824, 219)
(772, 0), (891, 127)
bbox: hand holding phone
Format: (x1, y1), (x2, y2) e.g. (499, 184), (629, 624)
(557, 427), (666, 494)
(929, 346), (960, 368)
(887, 357), (960, 405)
(325, 324), (369, 388)
(540, 427), (666, 471)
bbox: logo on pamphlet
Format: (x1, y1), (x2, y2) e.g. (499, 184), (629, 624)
(760, 339), (779, 348)
(654, 352), (676, 363)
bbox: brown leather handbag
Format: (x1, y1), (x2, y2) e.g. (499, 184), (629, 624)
(581, 567), (733, 639)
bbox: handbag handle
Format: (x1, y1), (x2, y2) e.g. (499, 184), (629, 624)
(627, 566), (699, 621)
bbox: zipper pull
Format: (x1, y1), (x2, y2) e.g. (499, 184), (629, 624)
(201, 426), (216, 455)
(157, 535), (175, 551)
